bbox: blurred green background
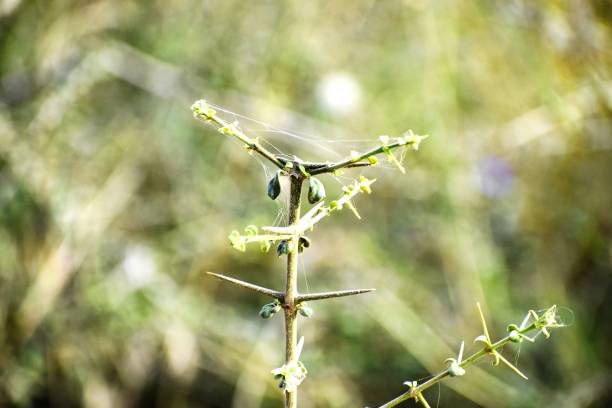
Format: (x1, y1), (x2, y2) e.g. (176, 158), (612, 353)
(1, 1), (611, 407)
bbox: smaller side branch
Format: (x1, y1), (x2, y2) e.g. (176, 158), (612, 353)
(192, 100), (285, 170)
(309, 133), (428, 175)
(297, 288), (376, 302)
(374, 305), (564, 408)
(207, 272), (283, 300)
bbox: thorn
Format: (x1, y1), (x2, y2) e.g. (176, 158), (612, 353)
(476, 302), (492, 343)
(495, 351), (529, 380)
(297, 288), (376, 302)
(207, 272), (283, 300)
(416, 392), (432, 408)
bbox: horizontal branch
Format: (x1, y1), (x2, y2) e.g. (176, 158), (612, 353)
(309, 133), (427, 175)
(297, 288), (376, 302)
(207, 272), (283, 300)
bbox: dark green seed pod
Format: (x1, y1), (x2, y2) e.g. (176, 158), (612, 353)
(259, 307), (273, 319)
(276, 240), (293, 257)
(308, 177), (326, 204)
(259, 302), (281, 319)
(267, 171), (281, 200)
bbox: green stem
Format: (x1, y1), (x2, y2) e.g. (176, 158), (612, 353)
(194, 107), (285, 169)
(284, 173), (303, 408)
(309, 140), (408, 175)
(376, 323), (539, 408)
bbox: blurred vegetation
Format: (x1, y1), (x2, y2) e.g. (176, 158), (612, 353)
(0, 0), (611, 407)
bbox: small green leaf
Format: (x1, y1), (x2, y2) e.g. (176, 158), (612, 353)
(244, 225), (258, 237)
(260, 240), (271, 253)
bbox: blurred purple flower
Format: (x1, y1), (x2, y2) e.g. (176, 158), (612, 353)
(477, 155), (514, 198)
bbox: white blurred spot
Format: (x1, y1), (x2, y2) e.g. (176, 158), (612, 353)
(122, 244), (156, 288)
(0, 0), (22, 17)
(84, 378), (116, 408)
(317, 71), (362, 117)
(164, 324), (198, 379)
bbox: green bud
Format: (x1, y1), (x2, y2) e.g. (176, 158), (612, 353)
(267, 171), (281, 200)
(308, 177), (326, 204)
(329, 200), (340, 210)
(260, 240), (271, 253)
(509, 330), (522, 343)
(367, 156), (378, 164)
(448, 361), (465, 377)
(228, 230), (246, 251)
(298, 304), (313, 318)
(245, 225), (258, 237)
(359, 183), (372, 194)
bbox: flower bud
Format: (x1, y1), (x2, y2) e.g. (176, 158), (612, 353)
(448, 361), (465, 377)
(245, 225), (258, 237)
(298, 304), (313, 318)
(260, 240), (271, 253)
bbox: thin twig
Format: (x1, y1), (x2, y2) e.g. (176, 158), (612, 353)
(192, 100), (285, 169)
(309, 135), (425, 175)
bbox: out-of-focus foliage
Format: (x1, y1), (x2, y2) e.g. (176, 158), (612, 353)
(0, 1), (611, 407)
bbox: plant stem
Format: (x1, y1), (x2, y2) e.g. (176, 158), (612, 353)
(284, 172), (303, 408)
(376, 322), (539, 408)
(193, 104), (285, 170)
(309, 139), (413, 175)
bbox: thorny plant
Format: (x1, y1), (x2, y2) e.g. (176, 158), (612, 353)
(191, 100), (564, 408)
(375, 304), (565, 408)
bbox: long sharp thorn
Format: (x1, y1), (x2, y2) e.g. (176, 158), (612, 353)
(207, 272), (283, 300)
(495, 351), (529, 380)
(297, 288), (376, 302)
(416, 393), (432, 408)
(476, 302), (491, 343)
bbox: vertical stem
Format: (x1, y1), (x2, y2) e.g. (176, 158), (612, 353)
(284, 173), (303, 408)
